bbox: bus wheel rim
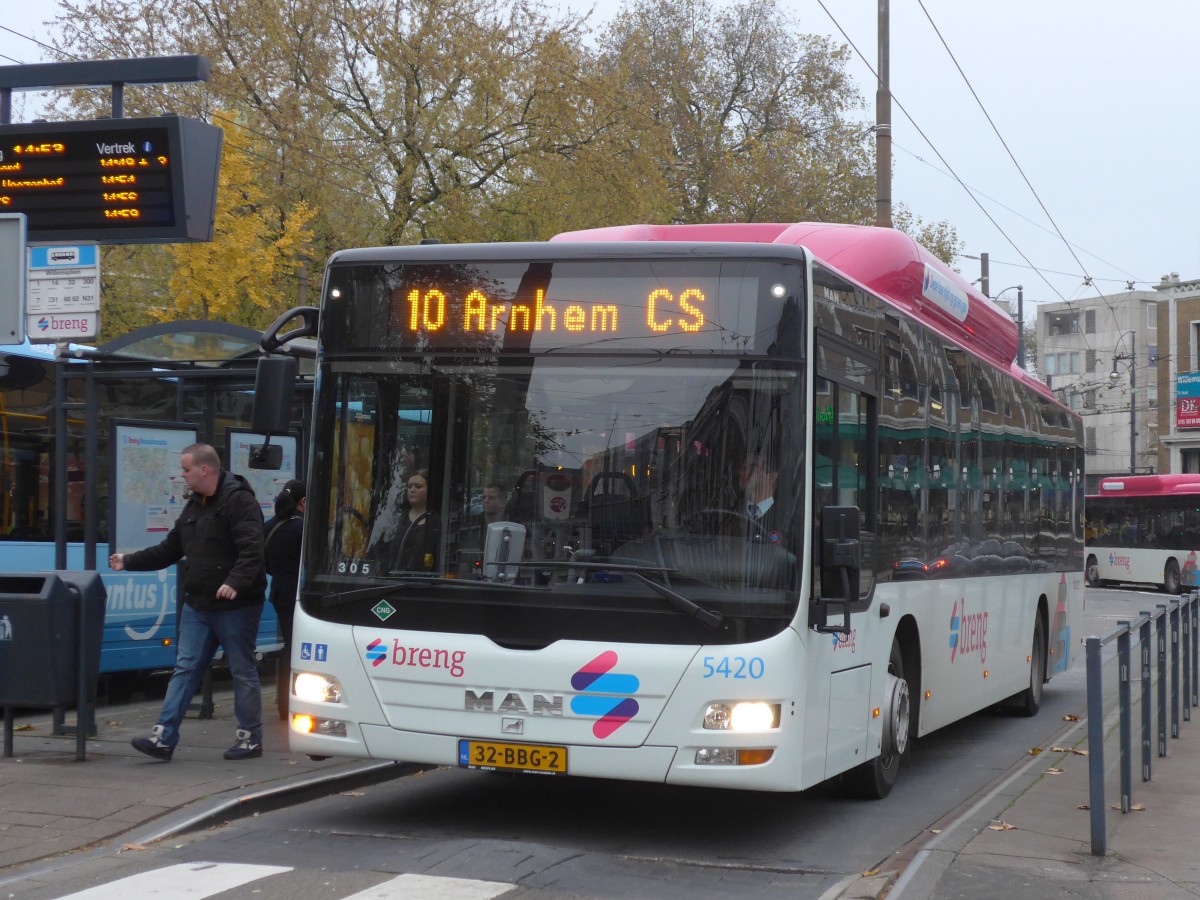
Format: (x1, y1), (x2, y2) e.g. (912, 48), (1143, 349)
(883, 672), (910, 757)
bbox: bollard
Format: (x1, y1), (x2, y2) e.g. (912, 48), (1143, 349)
(1171, 600), (1181, 737)
(1117, 623), (1132, 812)
(1192, 591), (1199, 708)
(1158, 605), (1168, 757)
(1141, 612), (1153, 780)
(1185, 595), (1193, 723)
(1086, 635), (1106, 856)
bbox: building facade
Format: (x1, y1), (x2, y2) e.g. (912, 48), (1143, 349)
(1036, 291), (1159, 493)
(1155, 274), (1200, 473)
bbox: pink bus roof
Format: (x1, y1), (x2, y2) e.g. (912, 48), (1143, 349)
(551, 222), (1020, 370)
(1094, 474), (1200, 497)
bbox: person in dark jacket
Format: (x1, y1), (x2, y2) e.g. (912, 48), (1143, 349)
(392, 468), (440, 571)
(110, 443), (267, 762)
(264, 479), (305, 720)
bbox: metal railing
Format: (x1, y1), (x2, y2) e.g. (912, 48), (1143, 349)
(1085, 590), (1200, 855)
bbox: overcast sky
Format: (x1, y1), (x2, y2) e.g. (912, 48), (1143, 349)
(3, 0), (1197, 313)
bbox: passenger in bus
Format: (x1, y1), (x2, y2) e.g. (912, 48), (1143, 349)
(393, 468), (440, 570)
(264, 479), (305, 721)
(457, 483), (506, 544)
(110, 443), (267, 762)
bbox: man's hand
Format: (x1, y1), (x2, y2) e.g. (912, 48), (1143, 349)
(109, 553), (125, 571)
(216, 583), (239, 601)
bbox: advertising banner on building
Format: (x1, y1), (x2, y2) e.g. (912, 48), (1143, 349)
(1176, 372), (1200, 428)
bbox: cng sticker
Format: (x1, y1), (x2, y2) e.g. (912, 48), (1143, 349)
(372, 600), (396, 621)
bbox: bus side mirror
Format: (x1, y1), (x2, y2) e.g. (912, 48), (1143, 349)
(821, 505), (861, 597)
(818, 506), (861, 635)
(252, 355), (298, 436)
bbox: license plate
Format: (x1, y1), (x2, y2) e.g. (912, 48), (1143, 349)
(457, 739), (568, 775)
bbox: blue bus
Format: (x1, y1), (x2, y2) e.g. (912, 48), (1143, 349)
(0, 323), (309, 677)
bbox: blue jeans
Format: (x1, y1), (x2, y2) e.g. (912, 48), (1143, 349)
(157, 602), (264, 748)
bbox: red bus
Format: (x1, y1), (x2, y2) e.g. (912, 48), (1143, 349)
(1086, 474), (1200, 592)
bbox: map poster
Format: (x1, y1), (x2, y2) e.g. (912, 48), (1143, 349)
(226, 430), (299, 518)
(110, 421), (198, 554)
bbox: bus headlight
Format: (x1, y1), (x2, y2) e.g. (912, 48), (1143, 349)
(703, 702), (780, 731)
(293, 671), (344, 704)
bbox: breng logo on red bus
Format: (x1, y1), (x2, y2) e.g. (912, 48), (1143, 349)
(949, 598), (987, 664)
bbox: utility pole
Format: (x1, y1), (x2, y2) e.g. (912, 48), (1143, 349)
(979, 252), (990, 298)
(875, 0), (892, 228)
(1130, 331), (1137, 473)
(1016, 286), (1025, 369)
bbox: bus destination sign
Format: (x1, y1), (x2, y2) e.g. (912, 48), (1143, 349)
(0, 116), (222, 244)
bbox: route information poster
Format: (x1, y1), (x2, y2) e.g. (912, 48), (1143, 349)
(111, 422), (197, 553)
(227, 430), (298, 518)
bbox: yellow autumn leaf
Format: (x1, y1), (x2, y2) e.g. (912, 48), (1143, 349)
(987, 822), (1017, 831)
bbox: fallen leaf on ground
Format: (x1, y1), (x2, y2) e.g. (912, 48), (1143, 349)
(1050, 747), (1089, 756)
(15, 724), (34, 732)
(1062, 714), (1079, 721)
(1044, 767), (1065, 775)
(1077, 804), (1090, 810)
(1027, 747), (1042, 755)
(987, 822), (1017, 831)
(930, 829), (942, 835)
(1131, 803), (1146, 811)
(120, 843), (146, 852)
(340, 790), (365, 797)
(862, 868), (880, 877)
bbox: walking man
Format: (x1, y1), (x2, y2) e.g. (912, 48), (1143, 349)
(110, 443), (267, 761)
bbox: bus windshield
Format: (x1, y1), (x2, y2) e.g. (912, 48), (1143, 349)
(305, 354), (803, 646)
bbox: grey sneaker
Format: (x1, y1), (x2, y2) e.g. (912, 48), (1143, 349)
(224, 728), (262, 760)
(131, 724), (173, 761)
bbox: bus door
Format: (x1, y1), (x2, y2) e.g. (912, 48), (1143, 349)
(811, 334), (877, 633)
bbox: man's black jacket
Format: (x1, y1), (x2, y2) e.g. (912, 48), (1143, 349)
(123, 471), (267, 611)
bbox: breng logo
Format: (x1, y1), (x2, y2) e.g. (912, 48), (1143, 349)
(949, 598), (988, 664)
(365, 638), (387, 667)
(569, 650), (640, 739)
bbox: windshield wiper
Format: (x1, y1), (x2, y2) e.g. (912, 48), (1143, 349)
(320, 574), (461, 608)
(501, 559), (724, 630)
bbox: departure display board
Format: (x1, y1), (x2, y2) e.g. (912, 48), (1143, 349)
(0, 115), (222, 243)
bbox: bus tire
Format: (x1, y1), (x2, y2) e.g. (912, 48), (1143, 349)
(1085, 556), (1101, 588)
(844, 638), (910, 800)
(1163, 560), (1181, 595)
(1012, 615), (1046, 717)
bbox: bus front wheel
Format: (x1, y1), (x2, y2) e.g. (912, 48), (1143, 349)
(1163, 560), (1182, 595)
(1085, 556), (1101, 588)
(1011, 615), (1045, 717)
(844, 638), (910, 800)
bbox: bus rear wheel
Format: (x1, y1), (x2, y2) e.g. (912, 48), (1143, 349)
(844, 638), (911, 799)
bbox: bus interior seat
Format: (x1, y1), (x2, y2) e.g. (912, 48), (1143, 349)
(580, 471), (648, 554)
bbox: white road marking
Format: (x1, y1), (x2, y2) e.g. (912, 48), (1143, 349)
(54, 862), (293, 899)
(339, 873), (514, 899)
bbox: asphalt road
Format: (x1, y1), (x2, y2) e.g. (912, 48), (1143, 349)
(11, 586), (1161, 900)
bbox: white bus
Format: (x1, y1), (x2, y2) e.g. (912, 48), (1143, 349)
(284, 222), (1084, 798)
(1085, 474), (1200, 593)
